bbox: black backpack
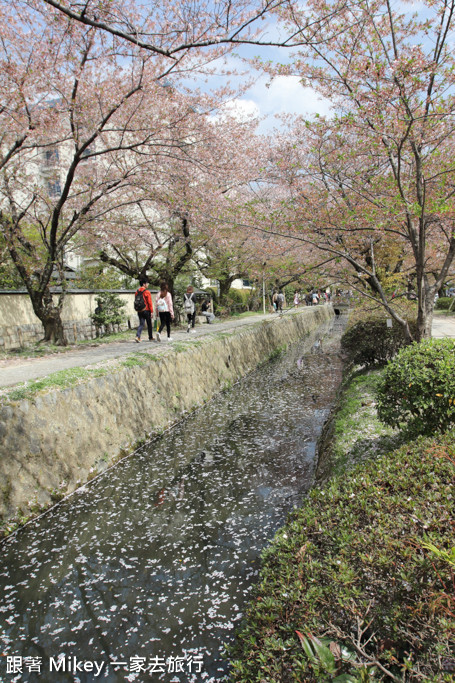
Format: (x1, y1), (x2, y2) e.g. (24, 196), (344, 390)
(134, 289), (146, 312)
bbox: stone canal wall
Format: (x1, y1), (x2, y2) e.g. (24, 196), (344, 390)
(0, 306), (333, 526)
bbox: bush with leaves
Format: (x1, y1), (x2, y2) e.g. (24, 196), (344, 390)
(376, 338), (455, 436)
(341, 315), (417, 367)
(436, 297), (455, 311)
(228, 432), (455, 682)
(90, 292), (127, 335)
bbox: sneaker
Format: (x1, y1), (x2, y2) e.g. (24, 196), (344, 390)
(135, 337), (141, 343)
(156, 332), (161, 342)
(187, 326), (191, 333)
(190, 329), (196, 333)
(167, 336), (173, 342)
(148, 338), (155, 342)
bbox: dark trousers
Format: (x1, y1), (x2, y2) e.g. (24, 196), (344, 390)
(186, 311), (196, 328)
(158, 311), (171, 337)
(137, 310), (153, 339)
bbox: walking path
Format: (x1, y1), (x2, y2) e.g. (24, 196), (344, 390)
(0, 312), (281, 389)
(1, 309), (454, 390)
(431, 313), (455, 339)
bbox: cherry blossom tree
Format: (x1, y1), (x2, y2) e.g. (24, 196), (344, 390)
(0, 0), (260, 343)
(252, 0), (455, 340)
(86, 101), (268, 294)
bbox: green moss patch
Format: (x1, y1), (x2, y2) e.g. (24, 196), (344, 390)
(228, 433), (455, 682)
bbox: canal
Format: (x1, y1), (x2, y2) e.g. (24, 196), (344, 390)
(0, 315), (345, 683)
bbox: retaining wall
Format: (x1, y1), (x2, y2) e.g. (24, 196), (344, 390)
(0, 290), (138, 350)
(0, 306), (333, 526)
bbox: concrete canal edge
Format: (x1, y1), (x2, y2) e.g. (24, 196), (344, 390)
(0, 306), (333, 529)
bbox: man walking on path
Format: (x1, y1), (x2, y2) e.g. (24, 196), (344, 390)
(135, 279), (154, 342)
(276, 291), (285, 313)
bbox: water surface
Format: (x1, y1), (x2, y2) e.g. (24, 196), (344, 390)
(0, 317), (345, 683)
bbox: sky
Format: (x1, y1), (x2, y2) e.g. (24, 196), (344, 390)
(194, 42), (333, 133)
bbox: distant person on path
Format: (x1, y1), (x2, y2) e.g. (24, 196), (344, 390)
(312, 290), (319, 306)
(272, 291), (278, 311)
(276, 291), (285, 313)
(293, 291), (300, 307)
(184, 285), (197, 333)
(134, 278), (154, 343)
(156, 282), (174, 341)
(94, 301), (104, 338)
(201, 298), (215, 324)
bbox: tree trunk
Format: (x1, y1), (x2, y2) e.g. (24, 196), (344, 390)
(41, 311), (67, 345)
(416, 293), (434, 341)
(219, 275), (236, 303)
(31, 289), (68, 346)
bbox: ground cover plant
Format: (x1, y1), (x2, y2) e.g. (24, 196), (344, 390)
(228, 432), (455, 682)
(376, 338), (455, 437)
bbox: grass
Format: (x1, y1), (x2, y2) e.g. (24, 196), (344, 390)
(324, 369), (406, 477)
(120, 352), (158, 368)
(4, 366), (111, 402)
(434, 308), (455, 318)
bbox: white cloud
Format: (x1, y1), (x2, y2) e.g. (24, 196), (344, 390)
(219, 98), (260, 122)
(249, 75), (332, 120)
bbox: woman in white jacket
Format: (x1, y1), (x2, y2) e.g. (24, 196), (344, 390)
(156, 282), (174, 341)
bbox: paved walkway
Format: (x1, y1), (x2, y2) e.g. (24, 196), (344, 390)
(1, 310), (454, 390)
(0, 312), (283, 389)
(431, 314), (455, 339)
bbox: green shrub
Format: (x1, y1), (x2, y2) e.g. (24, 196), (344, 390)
(228, 432), (455, 682)
(227, 288), (250, 313)
(341, 317), (417, 367)
(436, 297), (455, 311)
(376, 338), (455, 436)
(204, 286), (219, 304)
(90, 292), (127, 335)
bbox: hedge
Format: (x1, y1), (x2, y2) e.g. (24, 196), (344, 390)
(436, 297), (455, 311)
(228, 432), (455, 682)
(341, 316), (417, 367)
(377, 338), (455, 436)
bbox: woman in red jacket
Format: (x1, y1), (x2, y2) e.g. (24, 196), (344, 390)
(135, 278), (154, 342)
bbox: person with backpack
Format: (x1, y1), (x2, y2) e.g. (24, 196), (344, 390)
(276, 290), (285, 313)
(184, 285), (197, 333)
(134, 278), (154, 342)
(156, 282), (174, 341)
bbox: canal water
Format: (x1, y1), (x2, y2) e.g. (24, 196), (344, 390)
(0, 316), (345, 683)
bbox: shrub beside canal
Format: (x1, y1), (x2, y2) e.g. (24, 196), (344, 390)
(228, 431), (455, 682)
(377, 338), (455, 437)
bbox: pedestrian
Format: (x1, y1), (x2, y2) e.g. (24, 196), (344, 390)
(272, 290), (278, 311)
(184, 285), (197, 333)
(156, 282), (174, 341)
(201, 298), (215, 324)
(94, 301), (104, 338)
(293, 291), (300, 307)
(276, 290), (285, 313)
(312, 290), (319, 306)
(134, 278), (154, 342)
